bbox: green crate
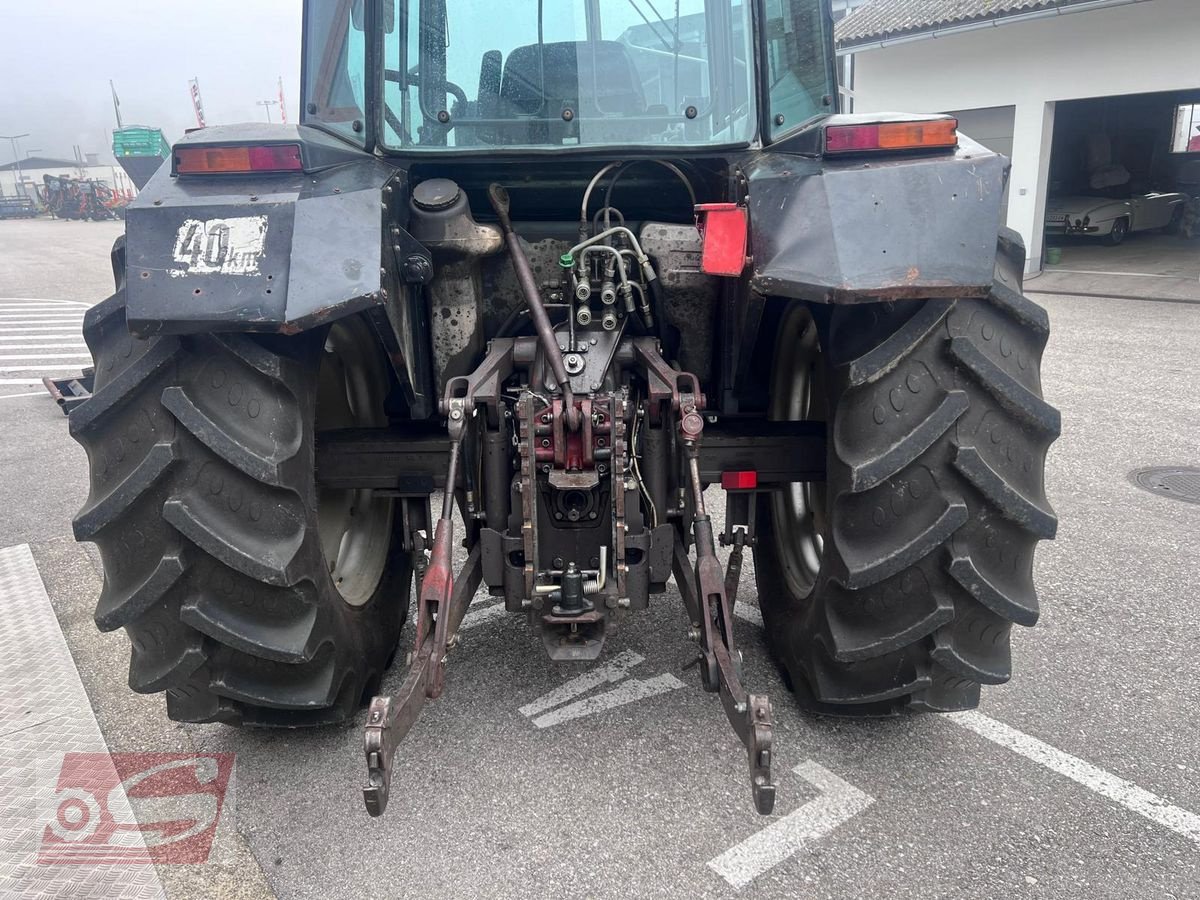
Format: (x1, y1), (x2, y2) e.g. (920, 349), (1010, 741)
(112, 127), (171, 159)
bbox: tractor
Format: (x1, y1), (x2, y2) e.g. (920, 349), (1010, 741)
(70, 0), (1059, 816)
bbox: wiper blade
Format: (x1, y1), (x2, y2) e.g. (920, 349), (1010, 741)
(625, 0), (675, 52)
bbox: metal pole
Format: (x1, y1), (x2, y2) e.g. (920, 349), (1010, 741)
(257, 100), (279, 123)
(110, 80), (124, 130)
(0, 134), (30, 198)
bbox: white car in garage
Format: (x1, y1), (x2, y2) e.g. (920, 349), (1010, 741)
(1045, 192), (1189, 245)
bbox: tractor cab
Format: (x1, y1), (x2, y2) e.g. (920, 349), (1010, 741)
(302, 0), (837, 153)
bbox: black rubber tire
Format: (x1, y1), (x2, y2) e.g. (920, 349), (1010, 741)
(1105, 217), (1130, 246)
(1166, 204), (1185, 235)
(70, 292), (412, 726)
(754, 232), (1060, 714)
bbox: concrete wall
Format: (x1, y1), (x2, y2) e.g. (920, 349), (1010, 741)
(847, 0), (1200, 272)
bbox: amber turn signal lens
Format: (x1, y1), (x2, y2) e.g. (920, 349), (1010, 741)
(175, 144), (304, 175)
(825, 119), (958, 154)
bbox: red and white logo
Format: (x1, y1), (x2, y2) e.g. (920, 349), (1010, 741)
(38, 753), (234, 865)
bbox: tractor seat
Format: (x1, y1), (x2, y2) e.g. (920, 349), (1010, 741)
(500, 40), (646, 118)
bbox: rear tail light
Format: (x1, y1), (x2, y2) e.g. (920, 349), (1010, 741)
(175, 144), (304, 175)
(825, 119), (958, 155)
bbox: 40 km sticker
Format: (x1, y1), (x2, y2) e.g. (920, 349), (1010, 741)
(171, 216), (268, 276)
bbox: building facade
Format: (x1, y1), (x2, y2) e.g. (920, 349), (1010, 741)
(837, 0), (1200, 273)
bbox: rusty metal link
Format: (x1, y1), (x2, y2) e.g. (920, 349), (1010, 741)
(363, 401), (485, 817)
(362, 542), (483, 817)
(631, 337), (705, 420)
(725, 528), (747, 611)
(518, 392), (539, 599)
(637, 333), (775, 815)
(612, 391), (629, 599)
(686, 509), (776, 815)
(442, 338), (516, 425)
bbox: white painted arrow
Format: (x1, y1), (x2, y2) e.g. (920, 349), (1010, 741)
(518, 649), (646, 719)
(529, 673), (685, 729)
(708, 761), (875, 890)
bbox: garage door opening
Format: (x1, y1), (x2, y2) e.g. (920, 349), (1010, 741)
(1040, 88), (1200, 301)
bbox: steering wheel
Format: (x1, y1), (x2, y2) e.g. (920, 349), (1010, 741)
(384, 68), (469, 111)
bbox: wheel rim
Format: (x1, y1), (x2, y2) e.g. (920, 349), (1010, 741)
(768, 306), (827, 599)
(1113, 219), (1128, 242)
(316, 318), (394, 608)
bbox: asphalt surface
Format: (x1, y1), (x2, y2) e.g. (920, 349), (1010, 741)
(1, 216), (1198, 899)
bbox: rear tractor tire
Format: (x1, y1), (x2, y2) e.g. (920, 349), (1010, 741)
(754, 233), (1060, 714)
(70, 294), (412, 726)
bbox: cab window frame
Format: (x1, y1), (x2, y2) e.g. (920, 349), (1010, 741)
(756, 0), (839, 144)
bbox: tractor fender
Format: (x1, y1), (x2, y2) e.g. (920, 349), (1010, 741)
(744, 133), (1008, 304)
(122, 124), (429, 338)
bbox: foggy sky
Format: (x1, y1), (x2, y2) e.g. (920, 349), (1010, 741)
(0, 0), (301, 166)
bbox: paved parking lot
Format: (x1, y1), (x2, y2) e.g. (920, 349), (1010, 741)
(1, 217), (1198, 899)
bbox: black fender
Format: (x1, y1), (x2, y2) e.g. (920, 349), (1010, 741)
(744, 132), (1009, 304)
(122, 124), (430, 338)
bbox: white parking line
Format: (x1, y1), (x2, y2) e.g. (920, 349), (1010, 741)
(529, 673), (685, 729)
(0, 317), (85, 323)
(0, 366), (90, 374)
(518, 649), (646, 718)
(0, 345), (88, 352)
(708, 761), (875, 890)
(0, 392), (49, 400)
(0, 331), (85, 337)
(951, 710), (1200, 845)
(0, 354), (91, 361)
(0, 305), (85, 311)
(0, 301), (91, 309)
(0, 316), (85, 324)
(0, 322), (84, 328)
(0, 335), (85, 342)
(0, 379), (57, 385)
(0, 328), (87, 336)
(1047, 268), (1179, 279)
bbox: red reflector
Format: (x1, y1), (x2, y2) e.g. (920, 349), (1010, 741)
(175, 144), (303, 175)
(825, 119), (958, 154)
(695, 203), (748, 277)
(721, 470), (758, 491)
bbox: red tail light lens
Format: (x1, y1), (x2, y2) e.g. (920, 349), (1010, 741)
(175, 144), (304, 175)
(825, 119), (958, 154)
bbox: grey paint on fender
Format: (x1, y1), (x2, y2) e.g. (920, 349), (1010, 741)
(745, 134), (1008, 303)
(123, 125), (418, 338)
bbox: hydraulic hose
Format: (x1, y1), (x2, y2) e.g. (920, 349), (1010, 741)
(488, 183), (580, 431)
